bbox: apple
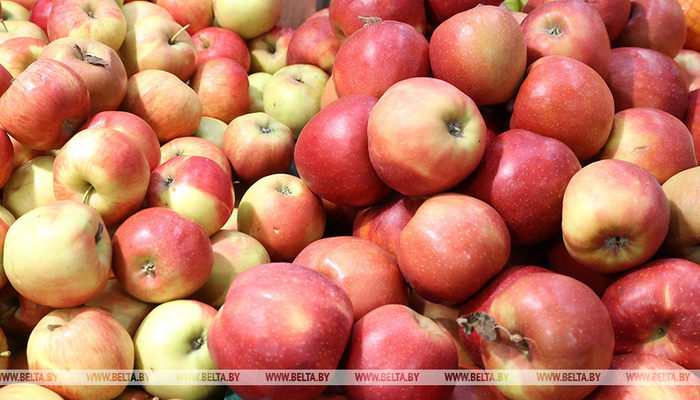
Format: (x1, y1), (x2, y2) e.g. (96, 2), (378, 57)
(247, 25), (294, 74)
(562, 159), (670, 274)
(605, 47), (689, 119)
(674, 49), (700, 84)
(286, 15), (340, 74)
(520, 0), (611, 78)
(8, 135), (43, 171)
(263, 63), (329, 137)
(425, 0), (502, 27)
(26, 306), (134, 400)
(53, 127), (151, 227)
(160, 136), (232, 179)
(459, 129), (581, 245)
(599, 107), (697, 184)
(1, 1), (30, 21)
(0, 384), (64, 399)
(193, 116), (227, 149)
(0, 20), (48, 45)
(121, 0), (174, 30)
(247, 71), (272, 113)
(320, 72), (338, 109)
(449, 366), (510, 400)
(189, 57), (250, 124)
(213, 0), (283, 40)
(546, 238), (617, 297)
(2, 154), (56, 217)
(47, 0), (127, 51)
(613, 0), (687, 58)
(332, 20), (430, 99)
(429, 5), (527, 106)
(153, 0), (213, 35)
(189, 230), (270, 308)
(191, 26), (249, 70)
(0, 130), (13, 190)
(662, 166), (700, 263)
(367, 77), (487, 196)
(293, 236), (409, 321)
(84, 279), (156, 337)
(237, 173), (326, 261)
(684, 89), (700, 162)
(0, 63), (11, 95)
(134, 299), (223, 400)
(510, 55), (615, 161)
(119, 69), (203, 143)
(341, 304), (458, 400)
(146, 155), (234, 236)
(0, 205), (15, 289)
(3, 200), (111, 308)
(295, 94), (392, 207)
(397, 193), (511, 305)
(28, 0), (52, 33)
(352, 193), (423, 260)
(38, 36), (128, 115)
(328, 0), (427, 41)
(207, 262), (354, 400)
(0, 36), (46, 77)
(119, 16), (197, 82)
(222, 112), (295, 184)
(111, 207), (214, 303)
(0, 58), (91, 151)
(80, 110), (161, 172)
(480, 272), (614, 400)
(679, 0), (700, 52)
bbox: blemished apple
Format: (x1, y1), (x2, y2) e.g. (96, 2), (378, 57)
(341, 304), (458, 400)
(191, 26), (249, 70)
(398, 193), (511, 305)
(0, 58), (91, 151)
(237, 173), (326, 262)
(26, 306), (134, 400)
(481, 272), (615, 400)
(146, 155), (235, 236)
(247, 25), (294, 74)
(213, 0), (283, 40)
(613, 0), (687, 58)
(46, 0), (127, 51)
(562, 159), (670, 274)
(367, 77), (487, 197)
(662, 166), (700, 263)
(0, 36), (46, 77)
(295, 94), (392, 207)
(599, 107), (697, 184)
(2, 154), (56, 218)
(84, 279), (156, 337)
(329, 0), (427, 41)
(189, 57), (250, 124)
(134, 299), (223, 400)
(207, 262), (354, 400)
(293, 236), (409, 321)
(222, 112), (295, 184)
(429, 5), (527, 106)
(3, 200), (112, 308)
(111, 207), (214, 303)
(159, 136), (232, 179)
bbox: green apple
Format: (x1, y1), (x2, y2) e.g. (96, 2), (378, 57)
(2, 154), (57, 218)
(212, 0), (283, 39)
(193, 116), (227, 148)
(247, 71), (272, 113)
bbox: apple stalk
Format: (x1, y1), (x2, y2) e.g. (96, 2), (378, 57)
(457, 311), (535, 353)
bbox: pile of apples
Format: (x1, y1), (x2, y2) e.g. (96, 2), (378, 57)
(0, 0), (699, 399)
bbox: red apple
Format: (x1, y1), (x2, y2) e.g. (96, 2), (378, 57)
(0, 63), (11, 95)
(0, 36), (46, 77)
(47, 0), (127, 51)
(286, 15), (340, 75)
(328, 0), (427, 41)
(189, 57), (250, 124)
(153, 0), (213, 35)
(0, 130), (13, 190)
(247, 25), (294, 74)
(424, 0), (502, 27)
(684, 89), (700, 163)
(191, 26), (250, 71)
(160, 136), (232, 179)
(613, 0), (687, 58)
(546, 238), (617, 297)
(28, 0), (52, 34)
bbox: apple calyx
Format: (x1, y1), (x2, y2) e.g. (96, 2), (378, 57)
(649, 326), (669, 342)
(357, 16), (382, 26)
(0, 350), (10, 357)
(74, 44), (108, 67)
(547, 25), (563, 38)
(276, 185), (293, 196)
(446, 121), (463, 137)
(457, 311), (534, 354)
(142, 261), (156, 278)
(189, 336), (204, 352)
(604, 235), (630, 252)
(169, 24), (191, 46)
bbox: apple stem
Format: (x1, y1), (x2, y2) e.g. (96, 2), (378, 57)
(47, 324), (63, 331)
(457, 312), (535, 354)
(0, 350), (10, 357)
(494, 325), (535, 354)
(82, 185), (95, 205)
(0, 19), (6, 32)
(357, 16), (382, 26)
(74, 44), (108, 67)
(94, 223), (104, 244)
(169, 24), (191, 45)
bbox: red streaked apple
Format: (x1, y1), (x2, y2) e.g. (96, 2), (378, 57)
(84, 279), (156, 338)
(247, 25), (294, 74)
(213, 0), (283, 40)
(111, 207), (214, 303)
(0, 20), (48, 45)
(191, 26), (249, 70)
(286, 15), (340, 74)
(160, 136), (232, 179)
(47, 0), (127, 51)
(562, 159), (670, 273)
(546, 238), (617, 298)
(662, 166), (700, 263)
(189, 57), (250, 124)
(328, 0), (427, 41)
(0, 36), (46, 77)
(28, 0), (52, 33)
(367, 77), (487, 196)
(2, 154), (56, 217)
(153, 0), (213, 35)
(0, 130), (13, 190)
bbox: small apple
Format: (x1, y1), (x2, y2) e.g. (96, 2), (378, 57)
(213, 0), (283, 40)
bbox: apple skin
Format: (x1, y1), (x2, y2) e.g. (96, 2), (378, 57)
(160, 136), (232, 179)
(0, 63), (12, 95)
(84, 279), (156, 338)
(80, 110), (161, 172)
(2, 0), (30, 20)
(286, 15), (340, 74)
(153, 0), (213, 35)
(341, 304), (458, 400)
(613, 0), (687, 59)
(0, 130), (13, 190)
(424, 0), (502, 27)
(367, 77), (487, 197)
(237, 173), (326, 261)
(47, 0), (127, 51)
(0, 58), (91, 151)
(510, 55), (615, 161)
(2, 154), (56, 217)
(247, 71), (271, 113)
(0, 384), (65, 399)
(213, 0), (283, 40)
(27, 307), (134, 400)
(333, 20), (430, 99)
(662, 166), (700, 262)
(482, 272), (615, 400)
(121, 0), (174, 30)
(3, 200), (112, 309)
(191, 26), (250, 70)
(247, 25), (294, 74)
(146, 155), (235, 236)
(429, 5), (527, 106)
(207, 262), (354, 400)
(295, 94), (392, 208)
(520, 0), (611, 78)
(352, 194), (423, 260)
(222, 112), (295, 184)
(586, 353), (700, 399)
(111, 207), (214, 303)
(0, 20), (48, 45)
(328, 0), (428, 41)
(0, 36), (46, 77)
(398, 193), (511, 305)
(562, 159), (670, 274)
(599, 107), (697, 185)
(458, 129), (581, 246)
(605, 47), (689, 120)
(0, 284), (55, 341)
(28, 0), (53, 33)
(189, 57), (250, 124)
(193, 116), (227, 148)
(684, 89), (700, 162)
(546, 238), (617, 297)
(293, 236), (409, 321)
(53, 127), (151, 227)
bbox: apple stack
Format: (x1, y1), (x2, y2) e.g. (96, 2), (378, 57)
(0, 0), (699, 399)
